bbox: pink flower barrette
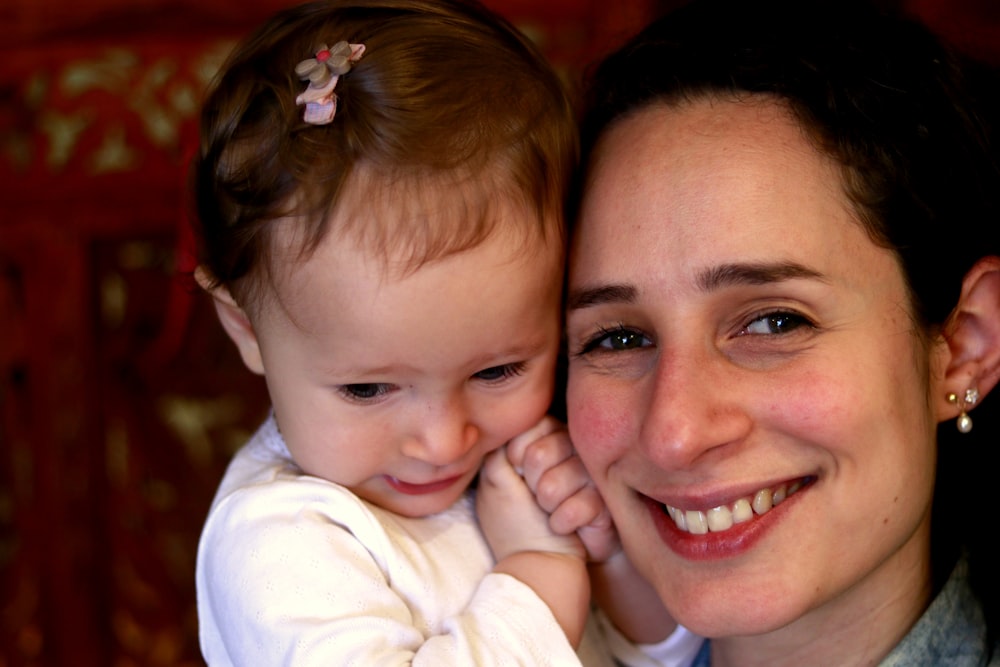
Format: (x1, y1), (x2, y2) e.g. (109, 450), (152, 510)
(294, 41), (366, 125)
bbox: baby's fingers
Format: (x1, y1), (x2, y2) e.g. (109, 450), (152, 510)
(506, 415), (565, 471)
(578, 506), (621, 563)
(548, 483), (606, 535)
(532, 452), (590, 514)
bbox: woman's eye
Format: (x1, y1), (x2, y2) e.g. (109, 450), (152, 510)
(741, 311), (812, 336)
(339, 383), (393, 401)
(579, 326), (652, 354)
(473, 362), (526, 382)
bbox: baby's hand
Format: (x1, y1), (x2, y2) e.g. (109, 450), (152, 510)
(477, 433), (591, 647)
(506, 416), (621, 564)
(476, 443), (584, 561)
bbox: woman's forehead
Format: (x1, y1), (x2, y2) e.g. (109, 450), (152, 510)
(582, 101), (839, 225)
(570, 98), (888, 290)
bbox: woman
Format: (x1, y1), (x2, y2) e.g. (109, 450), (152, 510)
(565, 0), (1000, 664)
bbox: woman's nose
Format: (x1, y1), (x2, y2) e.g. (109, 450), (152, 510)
(638, 346), (752, 469)
(402, 398), (480, 466)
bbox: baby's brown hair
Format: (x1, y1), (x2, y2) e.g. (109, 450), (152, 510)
(192, 0), (577, 310)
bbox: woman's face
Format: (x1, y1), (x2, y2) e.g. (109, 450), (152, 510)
(566, 99), (949, 639)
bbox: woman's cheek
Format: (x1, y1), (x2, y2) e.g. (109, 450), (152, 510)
(568, 382), (631, 467)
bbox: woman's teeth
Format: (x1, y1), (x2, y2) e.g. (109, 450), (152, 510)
(664, 479), (808, 535)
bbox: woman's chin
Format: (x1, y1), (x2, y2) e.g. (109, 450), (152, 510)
(662, 584), (804, 639)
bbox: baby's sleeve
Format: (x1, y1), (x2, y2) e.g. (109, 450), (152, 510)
(196, 478), (599, 666)
(594, 609), (705, 667)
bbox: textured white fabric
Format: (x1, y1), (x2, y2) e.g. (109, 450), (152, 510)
(196, 415), (617, 666)
(595, 611), (704, 667)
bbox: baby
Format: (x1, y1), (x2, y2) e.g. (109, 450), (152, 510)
(191, 0), (614, 663)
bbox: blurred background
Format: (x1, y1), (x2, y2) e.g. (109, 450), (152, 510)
(1, 0), (997, 664)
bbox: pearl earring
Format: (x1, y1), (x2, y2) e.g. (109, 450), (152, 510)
(947, 388), (979, 433)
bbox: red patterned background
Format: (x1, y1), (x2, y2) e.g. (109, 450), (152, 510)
(0, 0), (996, 665)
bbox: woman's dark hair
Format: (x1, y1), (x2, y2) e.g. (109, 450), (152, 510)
(192, 0), (576, 309)
(576, 0), (1000, 641)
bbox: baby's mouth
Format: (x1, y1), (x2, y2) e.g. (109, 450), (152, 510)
(662, 476), (816, 535)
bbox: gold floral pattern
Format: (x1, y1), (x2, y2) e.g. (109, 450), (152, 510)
(2, 40), (233, 176)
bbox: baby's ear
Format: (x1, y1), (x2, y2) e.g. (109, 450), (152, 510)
(195, 267), (265, 375)
(934, 256), (1000, 422)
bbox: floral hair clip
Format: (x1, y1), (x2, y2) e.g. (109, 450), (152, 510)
(294, 41), (366, 125)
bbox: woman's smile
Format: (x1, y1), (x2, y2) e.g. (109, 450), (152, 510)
(658, 476), (814, 534)
(640, 476), (816, 560)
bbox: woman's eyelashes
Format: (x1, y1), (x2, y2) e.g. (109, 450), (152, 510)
(737, 310), (815, 337)
(574, 309), (816, 358)
(576, 324), (652, 357)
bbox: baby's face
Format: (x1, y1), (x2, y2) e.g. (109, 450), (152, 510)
(249, 214), (563, 517)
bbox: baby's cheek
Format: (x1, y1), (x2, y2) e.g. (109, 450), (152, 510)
(487, 408), (549, 460)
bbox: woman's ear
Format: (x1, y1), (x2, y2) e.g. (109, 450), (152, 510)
(934, 256), (1000, 423)
(195, 267), (266, 375)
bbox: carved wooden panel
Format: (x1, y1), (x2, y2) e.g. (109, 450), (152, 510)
(0, 29), (273, 666)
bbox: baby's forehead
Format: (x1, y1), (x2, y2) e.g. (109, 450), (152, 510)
(297, 166), (549, 262)
(257, 208), (562, 333)
(233, 161), (561, 318)
(335, 163), (534, 222)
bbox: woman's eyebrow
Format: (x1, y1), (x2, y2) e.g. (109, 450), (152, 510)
(566, 284), (636, 310)
(567, 262), (825, 311)
(696, 262), (825, 291)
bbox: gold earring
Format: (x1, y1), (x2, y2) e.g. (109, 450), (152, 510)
(947, 388), (979, 433)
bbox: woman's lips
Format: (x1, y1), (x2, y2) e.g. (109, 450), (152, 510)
(646, 476), (815, 560)
(385, 474), (464, 495)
